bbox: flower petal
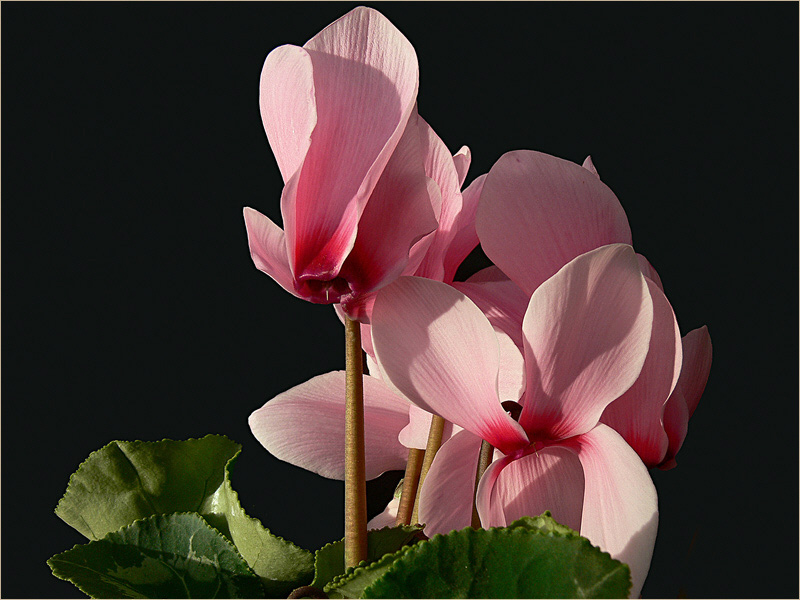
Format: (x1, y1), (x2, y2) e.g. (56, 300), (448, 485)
(418, 429), (485, 535)
(398, 404), (455, 450)
(562, 424), (658, 599)
(284, 7), (420, 285)
(453, 267), (528, 348)
(372, 277), (529, 453)
(495, 328), (525, 402)
(476, 150), (632, 296)
(519, 244), (653, 440)
(442, 173), (486, 283)
(248, 371), (409, 479)
(678, 325), (712, 417)
(582, 155), (599, 177)
(337, 113), (439, 300)
(259, 45), (317, 183)
(660, 387), (689, 470)
(453, 146), (471, 187)
(367, 496), (400, 530)
(637, 253), (664, 292)
(243, 207), (298, 297)
(600, 278), (682, 468)
(476, 444), (585, 533)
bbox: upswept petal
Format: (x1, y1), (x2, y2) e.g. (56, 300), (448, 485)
(637, 253), (665, 292)
(337, 113), (439, 302)
(495, 328), (525, 403)
(367, 496), (400, 530)
(442, 173), (486, 283)
(372, 277), (529, 453)
(418, 429), (485, 535)
(519, 244), (654, 441)
(248, 371), (409, 480)
(678, 326), (712, 416)
(412, 117), (467, 282)
(243, 207), (298, 297)
(452, 146), (471, 187)
(476, 150), (632, 296)
(453, 266), (528, 348)
(562, 424), (658, 599)
(476, 444), (585, 533)
(660, 387), (689, 470)
(259, 45), (317, 183)
(600, 278), (682, 467)
(283, 7), (420, 284)
(581, 155), (599, 177)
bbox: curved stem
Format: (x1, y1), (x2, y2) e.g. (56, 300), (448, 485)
(344, 317), (367, 567)
(411, 415), (446, 524)
(395, 448), (425, 526)
(471, 440), (494, 528)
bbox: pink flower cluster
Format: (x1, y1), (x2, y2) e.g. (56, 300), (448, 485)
(244, 7), (711, 597)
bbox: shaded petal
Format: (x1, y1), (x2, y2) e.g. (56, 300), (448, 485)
(519, 244), (653, 440)
(243, 207), (298, 297)
(678, 326), (712, 417)
(452, 146), (471, 187)
(259, 45), (317, 183)
(338, 113), (439, 300)
(562, 424), (658, 599)
(398, 404), (454, 450)
(475, 444), (585, 533)
(372, 277), (529, 453)
(412, 117), (467, 282)
(442, 173), (485, 282)
(495, 328), (525, 402)
(476, 150), (632, 296)
(418, 429), (484, 535)
(248, 371), (409, 480)
(367, 497), (400, 530)
(453, 267), (528, 348)
(637, 253), (664, 292)
(660, 387), (689, 470)
(600, 278), (682, 468)
(285, 7), (420, 284)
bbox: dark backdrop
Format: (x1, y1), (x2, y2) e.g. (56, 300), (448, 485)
(3, 2), (798, 598)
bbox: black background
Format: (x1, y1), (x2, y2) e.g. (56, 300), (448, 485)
(3, 2), (798, 598)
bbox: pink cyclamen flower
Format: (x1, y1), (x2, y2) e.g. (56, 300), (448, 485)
(243, 7), (440, 313)
(371, 245), (660, 597)
(475, 150), (712, 468)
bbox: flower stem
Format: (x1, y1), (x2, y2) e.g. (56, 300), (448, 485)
(471, 440), (494, 528)
(411, 415), (446, 524)
(344, 317), (367, 567)
(395, 448), (425, 526)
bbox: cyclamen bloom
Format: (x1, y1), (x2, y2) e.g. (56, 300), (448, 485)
(371, 245), (660, 597)
(244, 7), (440, 313)
(476, 150), (712, 468)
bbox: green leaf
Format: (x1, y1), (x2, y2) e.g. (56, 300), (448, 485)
(363, 519), (632, 599)
(55, 435), (313, 597)
(47, 513), (263, 599)
(324, 548), (411, 599)
(311, 525), (425, 589)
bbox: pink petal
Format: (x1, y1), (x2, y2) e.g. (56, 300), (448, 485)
(562, 424), (658, 598)
(519, 244), (654, 441)
(476, 444), (585, 533)
(495, 328), (525, 402)
(248, 371), (409, 480)
(418, 429), (485, 535)
(452, 146), (471, 187)
(637, 253), (665, 292)
(243, 207), (298, 297)
(259, 45), (317, 183)
(398, 404), (455, 450)
(283, 7), (420, 287)
(600, 278), (682, 468)
(367, 496), (400, 530)
(412, 117), (468, 282)
(337, 113), (439, 300)
(441, 173), (486, 282)
(660, 387), (689, 470)
(372, 277), (529, 454)
(453, 267), (528, 349)
(581, 155), (599, 177)
(476, 150), (632, 296)
(678, 326), (712, 417)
